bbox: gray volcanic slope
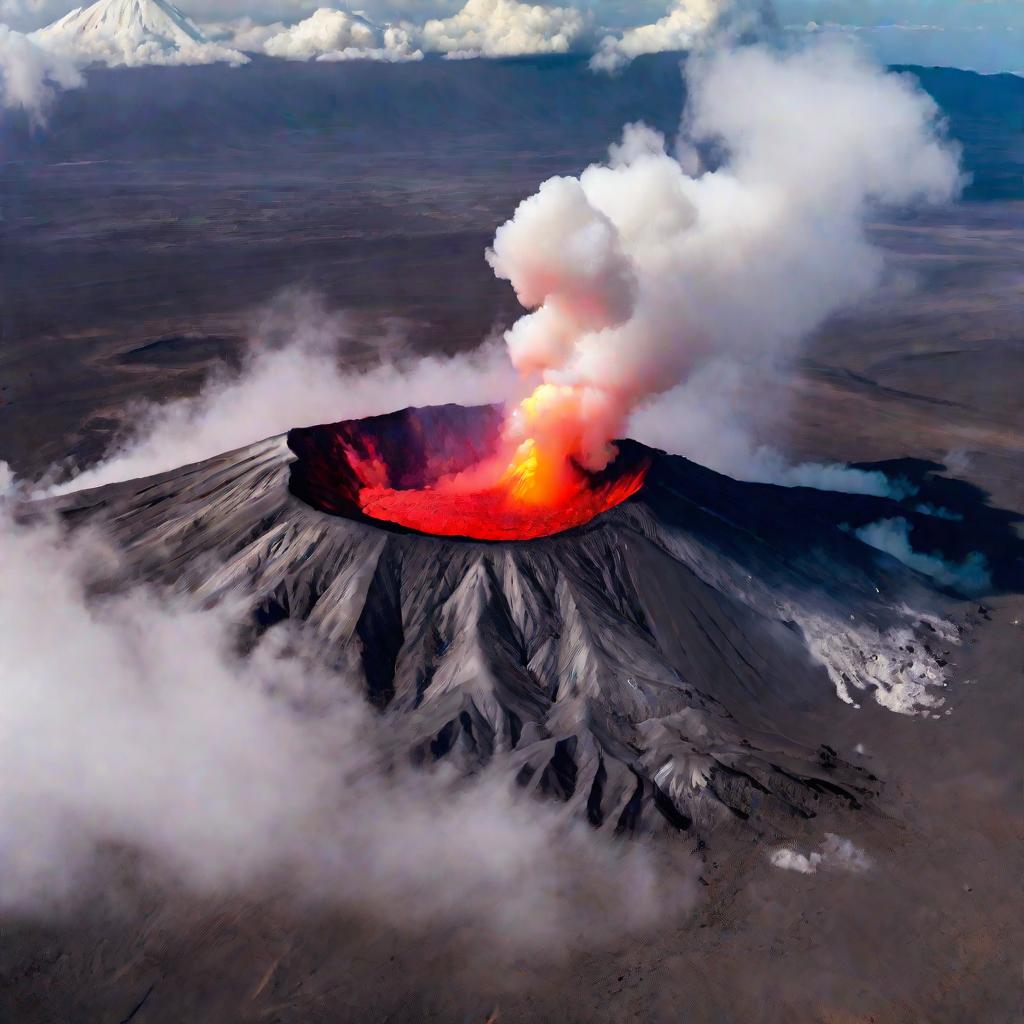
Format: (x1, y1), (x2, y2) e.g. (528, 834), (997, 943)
(51, 404), (1001, 840)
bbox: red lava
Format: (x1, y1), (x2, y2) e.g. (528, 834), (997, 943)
(357, 467), (648, 541)
(287, 405), (649, 542)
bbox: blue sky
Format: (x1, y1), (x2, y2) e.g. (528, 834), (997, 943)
(777, 0), (1022, 73)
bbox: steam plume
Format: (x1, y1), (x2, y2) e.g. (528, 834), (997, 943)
(488, 39), (962, 483)
(854, 517), (991, 596)
(769, 833), (872, 874)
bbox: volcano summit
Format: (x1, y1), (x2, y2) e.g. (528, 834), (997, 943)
(47, 402), (1011, 840)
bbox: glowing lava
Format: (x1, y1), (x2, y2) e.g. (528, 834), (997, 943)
(359, 462), (646, 541)
(287, 403), (649, 542)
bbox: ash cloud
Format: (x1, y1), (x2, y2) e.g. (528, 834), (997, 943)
(854, 517), (992, 596)
(0, 505), (684, 953)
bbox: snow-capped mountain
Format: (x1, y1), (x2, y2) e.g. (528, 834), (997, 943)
(32, 0), (247, 67)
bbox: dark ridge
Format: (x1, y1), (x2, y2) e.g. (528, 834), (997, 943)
(356, 550), (404, 709)
(540, 737), (579, 801)
(641, 449), (1024, 597)
(586, 757), (608, 827)
(653, 785), (692, 832)
(614, 775), (645, 835)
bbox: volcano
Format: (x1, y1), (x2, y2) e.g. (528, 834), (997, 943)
(50, 403), (1013, 838)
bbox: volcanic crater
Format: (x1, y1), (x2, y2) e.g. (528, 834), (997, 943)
(287, 403), (651, 542)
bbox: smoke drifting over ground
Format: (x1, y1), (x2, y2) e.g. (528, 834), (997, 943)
(854, 517), (992, 595)
(0, 505), (681, 952)
(488, 37), (962, 483)
(48, 293), (518, 494)
(769, 833), (872, 875)
(628, 362), (914, 497)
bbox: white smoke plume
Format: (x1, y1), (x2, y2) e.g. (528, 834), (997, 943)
(769, 833), (872, 875)
(419, 0), (587, 59)
(854, 517), (991, 596)
(0, 23), (82, 122)
(0, 505), (682, 949)
(488, 38), (962, 478)
(48, 293), (519, 495)
(260, 8), (422, 62)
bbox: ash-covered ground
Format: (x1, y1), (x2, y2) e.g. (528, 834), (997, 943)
(0, 54), (1022, 1024)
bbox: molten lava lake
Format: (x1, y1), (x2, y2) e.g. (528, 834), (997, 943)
(287, 405), (649, 542)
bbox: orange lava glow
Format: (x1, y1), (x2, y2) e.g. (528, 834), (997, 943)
(358, 461), (647, 541)
(355, 386), (645, 540)
(288, 400), (647, 542)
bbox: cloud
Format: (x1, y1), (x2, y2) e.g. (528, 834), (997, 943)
(419, 0), (588, 58)
(0, 504), (682, 949)
(47, 291), (519, 495)
(0, 23), (82, 121)
(259, 6), (421, 61)
(200, 14), (284, 50)
(589, 0), (776, 73)
(210, 0), (589, 60)
(853, 517), (991, 596)
(769, 833), (872, 874)
(590, 0), (729, 72)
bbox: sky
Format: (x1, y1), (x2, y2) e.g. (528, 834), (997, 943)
(1, 0), (1020, 75)
(779, 0), (1023, 74)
